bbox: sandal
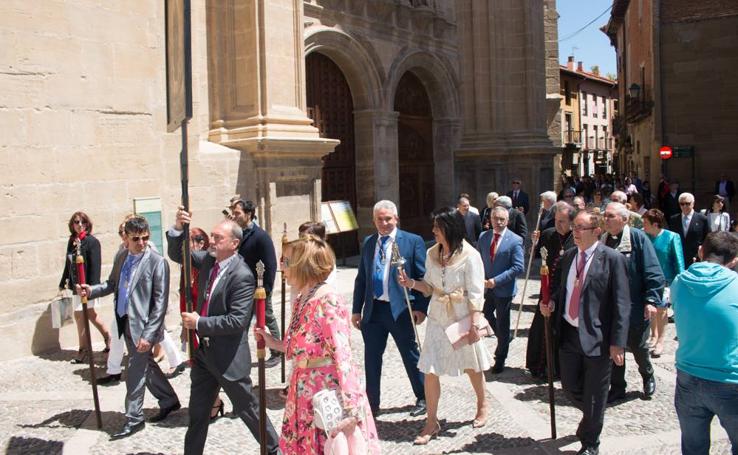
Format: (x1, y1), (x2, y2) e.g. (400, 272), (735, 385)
(210, 399), (224, 421)
(103, 334), (111, 353)
(71, 349), (88, 364)
(413, 421), (440, 445)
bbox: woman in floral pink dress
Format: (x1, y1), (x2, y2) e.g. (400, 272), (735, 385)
(256, 235), (380, 454)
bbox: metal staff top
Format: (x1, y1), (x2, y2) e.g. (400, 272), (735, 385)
(390, 242), (406, 270)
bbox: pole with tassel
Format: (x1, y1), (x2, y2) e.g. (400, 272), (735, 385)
(75, 243), (103, 429)
(513, 202), (544, 338)
(255, 260), (268, 455)
(540, 246), (557, 439)
(280, 223), (288, 383)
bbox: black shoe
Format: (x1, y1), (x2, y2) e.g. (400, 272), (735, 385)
(111, 421), (145, 439)
(607, 388), (626, 404)
(149, 401), (181, 423)
(577, 446), (599, 455)
(210, 400), (224, 421)
(70, 349), (88, 364)
(409, 399), (426, 417)
(643, 375), (656, 398)
(264, 353), (282, 368)
(371, 407), (381, 417)
(491, 362), (505, 374)
(97, 373), (122, 385)
(166, 361), (188, 379)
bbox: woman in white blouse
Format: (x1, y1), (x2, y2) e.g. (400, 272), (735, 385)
(398, 208), (491, 445)
(706, 195), (731, 232)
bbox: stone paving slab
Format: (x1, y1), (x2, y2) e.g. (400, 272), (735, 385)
(0, 267), (732, 454)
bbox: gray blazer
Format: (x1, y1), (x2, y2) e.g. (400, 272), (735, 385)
(167, 232), (255, 381)
(89, 247), (170, 345)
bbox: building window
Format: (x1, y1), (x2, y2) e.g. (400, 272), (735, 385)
(593, 95), (598, 118)
(565, 81), (571, 105)
(603, 98), (607, 119)
(582, 92), (588, 116)
(593, 125), (599, 148)
(583, 124), (588, 149)
(603, 126), (608, 150)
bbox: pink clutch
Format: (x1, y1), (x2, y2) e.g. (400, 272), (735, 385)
(445, 315), (492, 350)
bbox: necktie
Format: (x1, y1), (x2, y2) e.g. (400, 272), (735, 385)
(200, 262), (220, 317)
(683, 216), (689, 234)
(116, 255), (137, 317)
(489, 233), (501, 264)
(372, 236), (390, 299)
(568, 251), (587, 321)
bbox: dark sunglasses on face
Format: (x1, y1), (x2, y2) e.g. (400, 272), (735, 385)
(129, 235), (150, 242)
(73, 219), (85, 225)
(680, 202), (692, 206)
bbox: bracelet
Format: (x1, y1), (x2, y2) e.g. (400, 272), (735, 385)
(410, 279), (416, 289)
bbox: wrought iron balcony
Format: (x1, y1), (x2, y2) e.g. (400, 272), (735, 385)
(564, 129), (581, 146)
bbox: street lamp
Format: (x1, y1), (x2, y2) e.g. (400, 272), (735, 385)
(628, 83), (641, 100)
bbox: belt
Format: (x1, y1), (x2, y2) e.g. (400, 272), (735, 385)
(373, 299), (390, 304)
(295, 356), (332, 369)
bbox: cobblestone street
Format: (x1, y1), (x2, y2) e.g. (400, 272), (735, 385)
(0, 266), (732, 454)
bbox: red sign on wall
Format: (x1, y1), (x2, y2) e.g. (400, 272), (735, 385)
(659, 146), (673, 160)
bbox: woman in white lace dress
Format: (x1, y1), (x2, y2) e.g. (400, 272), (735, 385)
(398, 207), (491, 445)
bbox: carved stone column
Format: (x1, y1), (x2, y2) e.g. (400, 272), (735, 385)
(206, 0), (337, 240)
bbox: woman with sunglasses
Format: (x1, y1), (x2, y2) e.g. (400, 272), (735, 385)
(59, 211), (112, 363)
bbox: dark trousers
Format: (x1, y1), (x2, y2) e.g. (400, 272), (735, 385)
(559, 321), (613, 448)
(361, 300), (424, 411)
(483, 292), (513, 364)
(610, 320), (654, 392)
(122, 324), (179, 425)
(184, 348), (279, 455)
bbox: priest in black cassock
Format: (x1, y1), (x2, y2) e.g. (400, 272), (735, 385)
(526, 201), (576, 378)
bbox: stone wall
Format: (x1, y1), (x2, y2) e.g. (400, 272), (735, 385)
(0, 0), (242, 359)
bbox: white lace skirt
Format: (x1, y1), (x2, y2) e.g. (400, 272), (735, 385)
(418, 318), (491, 376)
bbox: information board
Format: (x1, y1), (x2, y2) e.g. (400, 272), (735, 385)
(321, 200), (359, 234)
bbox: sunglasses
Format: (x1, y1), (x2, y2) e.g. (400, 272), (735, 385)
(680, 202), (692, 206)
(128, 235), (150, 242)
(73, 219), (85, 225)
(572, 225), (597, 232)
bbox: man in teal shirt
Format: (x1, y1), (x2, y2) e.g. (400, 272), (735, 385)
(671, 231), (738, 455)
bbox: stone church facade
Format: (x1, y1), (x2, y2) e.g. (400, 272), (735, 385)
(0, 0), (559, 358)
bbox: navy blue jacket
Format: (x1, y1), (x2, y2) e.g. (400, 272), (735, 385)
(238, 223), (277, 294)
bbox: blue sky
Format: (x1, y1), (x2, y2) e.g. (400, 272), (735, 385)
(557, 0), (617, 77)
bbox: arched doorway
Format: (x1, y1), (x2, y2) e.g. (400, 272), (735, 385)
(305, 52), (358, 256)
(394, 72), (435, 239)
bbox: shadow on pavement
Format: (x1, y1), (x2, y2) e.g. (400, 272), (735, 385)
(443, 432), (542, 453)
(512, 384), (574, 408)
(5, 436), (64, 455)
(375, 418), (468, 443)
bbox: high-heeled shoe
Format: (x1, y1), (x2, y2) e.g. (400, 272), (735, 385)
(102, 334), (111, 353)
(472, 411), (488, 428)
(210, 400), (224, 421)
(651, 340), (664, 358)
(71, 349), (88, 364)
(413, 421), (440, 445)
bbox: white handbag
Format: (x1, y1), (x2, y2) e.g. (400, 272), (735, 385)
(312, 389), (344, 432)
(50, 289), (74, 329)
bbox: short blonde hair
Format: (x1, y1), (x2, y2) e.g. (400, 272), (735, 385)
(286, 235), (335, 289)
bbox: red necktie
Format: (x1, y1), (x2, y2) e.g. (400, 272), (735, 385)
(568, 251), (587, 321)
(490, 233), (501, 264)
(200, 262), (220, 317)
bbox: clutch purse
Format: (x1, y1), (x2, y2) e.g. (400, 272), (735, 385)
(445, 314), (492, 350)
(312, 389), (344, 432)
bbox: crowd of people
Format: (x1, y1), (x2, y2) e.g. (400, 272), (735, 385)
(60, 172), (737, 455)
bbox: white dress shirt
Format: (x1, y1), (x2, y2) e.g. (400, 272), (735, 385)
(563, 241), (599, 327)
(374, 228), (398, 302)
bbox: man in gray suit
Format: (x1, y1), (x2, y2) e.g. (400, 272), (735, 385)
(80, 215), (180, 439)
(168, 209), (280, 455)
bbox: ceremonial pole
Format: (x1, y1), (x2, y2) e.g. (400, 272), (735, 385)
(75, 244), (103, 429)
(255, 261), (268, 455)
(280, 223), (288, 383)
(540, 247), (557, 439)
(391, 243), (422, 352)
(513, 202), (544, 338)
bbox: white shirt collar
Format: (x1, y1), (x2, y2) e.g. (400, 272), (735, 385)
(578, 241), (599, 257)
(217, 253), (238, 269)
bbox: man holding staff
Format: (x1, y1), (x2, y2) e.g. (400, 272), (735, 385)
(168, 208), (279, 455)
(352, 200), (429, 417)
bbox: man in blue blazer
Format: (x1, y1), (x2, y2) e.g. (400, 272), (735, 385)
(478, 206), (525, 373)
(352, 200), (430, 417)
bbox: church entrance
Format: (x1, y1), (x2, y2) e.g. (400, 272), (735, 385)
(395, 72), (435, 239)
(306, 52), (359, 256)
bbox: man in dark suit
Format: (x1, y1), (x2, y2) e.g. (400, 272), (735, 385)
(168, 210), (280, 455)
(668, 192), (708, 266)
(457, 195), (482, 247)
(661, 181), (682, 221)
(601, 203), (665, 403)
(230, 199), (281, 367)
(506, 178), (530, 214)
(538, 191), (557, 232)
(352, 200), (429, 417)
(715, 174), (735, 208)
(495, 195), (529, 240)
(478, 207), (525, 374)
(81, 216), (180, 439)
(541, 209), (630, 455)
